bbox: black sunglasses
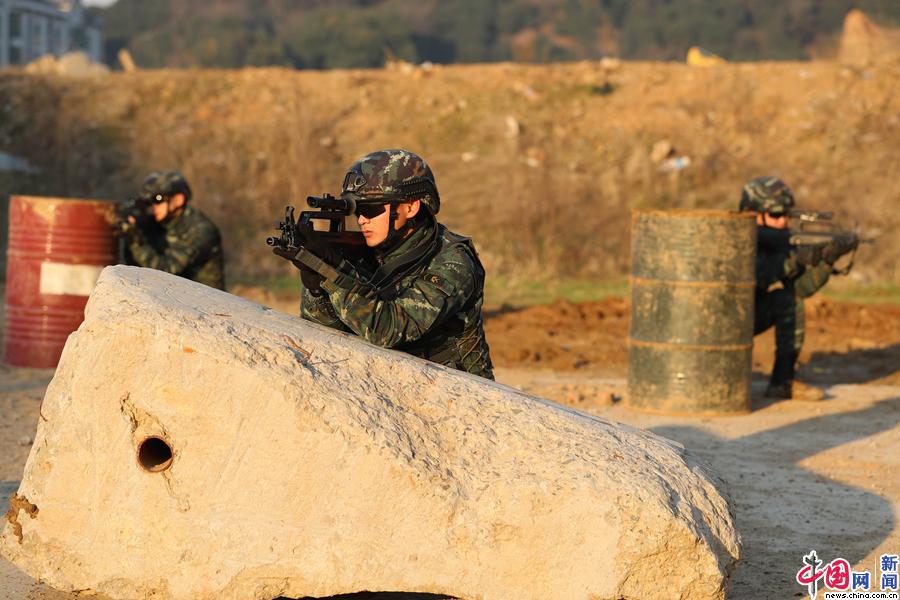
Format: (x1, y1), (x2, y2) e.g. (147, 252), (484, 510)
(354, 203), (388, 219)
(150, 194), (169, 205)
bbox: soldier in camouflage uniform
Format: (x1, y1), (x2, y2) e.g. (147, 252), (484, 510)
(122, 170), (225, 290)
(278, 149), (494, 379)
(740, 176), (855, 399)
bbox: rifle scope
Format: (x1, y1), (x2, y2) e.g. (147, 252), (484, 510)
(307, 194), (355, 213)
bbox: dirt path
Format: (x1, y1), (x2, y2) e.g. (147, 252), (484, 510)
(498, 369), (900, 599)
(2, 290), (899, 599)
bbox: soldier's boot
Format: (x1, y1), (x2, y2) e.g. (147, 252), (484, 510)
(791, 381), (826, 402)
(764, 380), (793, 400)
(769, 352), (795, 382)
(766, 351), (824, 401)
(765, 352), (798, 399)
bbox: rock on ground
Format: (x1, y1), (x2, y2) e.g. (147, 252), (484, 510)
(1, 266), (740, 600)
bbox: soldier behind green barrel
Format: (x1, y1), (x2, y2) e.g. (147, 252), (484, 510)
(116, 170), (225, 291)
(274, 149), (494, 380)
(739, 176), (857, 400)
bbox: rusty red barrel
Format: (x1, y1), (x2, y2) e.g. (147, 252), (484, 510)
(4, 195), (116, 368)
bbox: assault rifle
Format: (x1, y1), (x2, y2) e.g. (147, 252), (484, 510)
(266, 193), (365, 251)
(267, 194), (372, 280)
(112, 196), (153, 234)
(111, 195), (161, 265)
(757, 210), (873, 275)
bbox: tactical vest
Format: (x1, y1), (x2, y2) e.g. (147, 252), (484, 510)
(390, 228), (494, 380)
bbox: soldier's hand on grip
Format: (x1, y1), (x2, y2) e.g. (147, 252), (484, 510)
(112, 214), (145, 240)
(300, 266), (326, 295)
(269, 243), (315, 280)
(113, 196), (152, 237)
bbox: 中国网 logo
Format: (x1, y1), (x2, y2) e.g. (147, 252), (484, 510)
(795, 550), (899, 600)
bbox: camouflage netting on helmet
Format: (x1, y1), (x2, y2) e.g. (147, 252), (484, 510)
(141, 170), (192, 202)
(341, 149), (440, 215)
(739, 176), (795, 215)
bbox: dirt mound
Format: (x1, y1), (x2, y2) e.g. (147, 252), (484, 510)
(838, 9), (900, 64)
(485, 298), (629, 371)
(484, 296), (900, 385)
(0, 60), (898, 284)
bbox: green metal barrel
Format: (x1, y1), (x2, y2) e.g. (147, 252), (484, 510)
(627, 210), (756, 414)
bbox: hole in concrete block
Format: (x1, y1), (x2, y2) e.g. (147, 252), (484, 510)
(137, 437), (173, 472)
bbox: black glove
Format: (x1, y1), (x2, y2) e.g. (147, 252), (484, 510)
(270, 246), (327, 295)
(821, 233), (859, 265)
(300, 266), (326, 295)
(793, 244), (823, 267)
(271, 223), (343, 295)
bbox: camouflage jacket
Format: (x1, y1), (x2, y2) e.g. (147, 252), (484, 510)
(127, 205), (225, 290)
(755, 242), (831, 299)
(301, 221), (494, 379)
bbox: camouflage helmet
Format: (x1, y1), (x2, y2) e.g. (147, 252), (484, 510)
(341, 149), (440, 215)
(140, 170), (192, 203)
(739, 176), (795, 216)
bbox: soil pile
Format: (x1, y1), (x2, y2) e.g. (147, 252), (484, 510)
(484, 296), (900, 386)
(486, 297), (629, 372)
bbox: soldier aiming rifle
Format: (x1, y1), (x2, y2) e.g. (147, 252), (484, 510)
(113, 170), (225, 290)
(739, 176), (866, 400)
(269, 149), (494, 379)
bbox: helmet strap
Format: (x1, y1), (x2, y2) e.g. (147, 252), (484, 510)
(374, 203), (404, 253)
(374, 201), (421, 254)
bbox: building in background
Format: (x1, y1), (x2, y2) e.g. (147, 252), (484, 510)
(0, 0), (102, 67)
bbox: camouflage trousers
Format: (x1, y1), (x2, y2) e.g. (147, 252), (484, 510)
(753, 288), (805, 385)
